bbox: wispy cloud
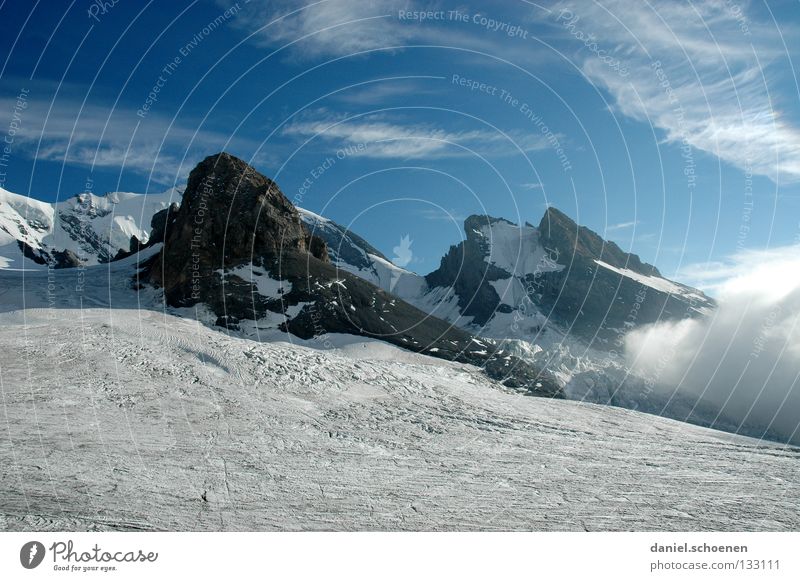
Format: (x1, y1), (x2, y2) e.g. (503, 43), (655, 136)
(332, 80), (442, 105)
(605, 220), (640, 232)
(282, 111), (552, 159)
(520, 182), (544, 190)
(225, 0), (555, 65)
(551, 0), (800, 182)
(223, 0), (418, 60)
(0, 91), (259, 185)
(418, 208), (468, 223)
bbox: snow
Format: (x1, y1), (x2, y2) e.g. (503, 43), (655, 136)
(220, 265), (292, 297)
(0, 257), (798, 531)
(594, 259), (686, 295)
(481, 220), (562, 277)
(0, 186), (178, 268)
(297, 207), (331, 225)
(364, 253), (428, 297)
(490, 276), (529, 308)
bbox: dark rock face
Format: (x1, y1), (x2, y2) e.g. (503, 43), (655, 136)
(532, 207), (712, 343)
(538, 207), (658, 276)
(422, 208), (714, 346)
(17, 240), (48, 265)
(146, 152), (328, 307)
(143, 152), (561, 397)
(425, 215), (510, 326)
(147, 203), (179, 247)
(51, 249), (84, 269)
(16, 240), (84, 269)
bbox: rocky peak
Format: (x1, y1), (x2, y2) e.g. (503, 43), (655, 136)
(146, 152), (328, 305)
(538, 206), (659, 276)
(137, 154), (560, 396)
(425, 215), (512, 327)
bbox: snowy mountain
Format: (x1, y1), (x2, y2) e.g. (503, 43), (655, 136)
(1, 155), (747, 439)
(295, 208), (742, 437)
(1, 177), (713, 351)
(298, 207), (715, 345)
(142, 153), (561, 396)
(0, 186), (181, 269)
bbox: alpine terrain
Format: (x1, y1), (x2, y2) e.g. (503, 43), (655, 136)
(1, 153), (797, 531)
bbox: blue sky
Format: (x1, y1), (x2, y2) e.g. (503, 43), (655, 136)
(1, 0), (800, 284)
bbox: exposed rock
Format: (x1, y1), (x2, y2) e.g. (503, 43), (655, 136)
(51, 249), (84, 269)
(420, 209), (714, 346)
(532, 207), (712, 343)
(425, 215), (512, 326)
(16, 240), (84, 268)
(147, 203), (179, 246)
(146, 152), (328, 306)
(16, 240), (48, 265)
(538, 206), (658, 276)
(143, 152), (561, 397)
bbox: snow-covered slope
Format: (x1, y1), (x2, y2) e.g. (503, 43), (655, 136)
(1, 186), (742, 439)
(0, 186), (180, 269)
(298, 208), (427, 297)
(0, 257), (797, 531)
(292, 210), (745, 439)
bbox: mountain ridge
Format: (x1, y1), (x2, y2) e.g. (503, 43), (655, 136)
(140, 152), (562, 396)
(0, 158), (714, 349)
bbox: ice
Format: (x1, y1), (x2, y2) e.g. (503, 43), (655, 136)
(0, 258), (798, 531)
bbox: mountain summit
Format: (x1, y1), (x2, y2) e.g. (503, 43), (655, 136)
(146, 152), (329, 308)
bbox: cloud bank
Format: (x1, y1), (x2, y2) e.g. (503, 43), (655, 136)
(625, 245), (800, 444)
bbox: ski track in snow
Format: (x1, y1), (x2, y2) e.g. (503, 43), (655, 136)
(1, 307), (799, 530)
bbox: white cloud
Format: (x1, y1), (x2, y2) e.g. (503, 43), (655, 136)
(552, 0), (800, 181)
(605, 220), (639, 232)
(0, 95), (258, 185)
(225, 0), (556, 65)
(418, 208), (468, 223)
(625, 244), (800, 444)
(282, 112), (552, 159)
(679, 245), (800, 298)
(223, 0), (419, 59)
(333, 81), (440, 105)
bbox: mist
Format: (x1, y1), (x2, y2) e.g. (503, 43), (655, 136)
(624, 246), (800, 445)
